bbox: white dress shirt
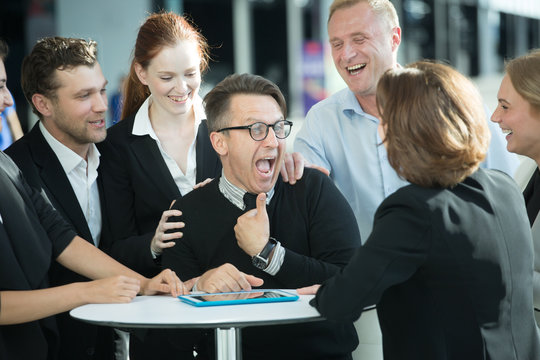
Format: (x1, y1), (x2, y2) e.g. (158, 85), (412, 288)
(39, 122), (102, 246)
(132, 95), (203, 196)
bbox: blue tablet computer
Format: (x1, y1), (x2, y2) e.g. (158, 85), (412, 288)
(178, 289), (299, 307)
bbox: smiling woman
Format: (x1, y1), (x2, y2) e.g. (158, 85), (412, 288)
(491, 49), (540, 316)
(97, 12), (222, 359)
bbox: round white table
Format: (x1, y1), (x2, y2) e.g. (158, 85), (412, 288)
(70, 292), (323, 359)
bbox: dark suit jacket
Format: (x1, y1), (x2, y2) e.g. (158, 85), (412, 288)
(313, 168), (540, 360)
(5, 124), (115, 360)
(98, 115), (221, 276)
(0, 151), (76, 360)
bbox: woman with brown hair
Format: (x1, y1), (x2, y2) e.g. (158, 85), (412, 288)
(491, 49), (540, 317)
(299, 61), (540, 359)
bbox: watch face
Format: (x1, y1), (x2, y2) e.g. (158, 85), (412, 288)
(252, 255), (268, 269)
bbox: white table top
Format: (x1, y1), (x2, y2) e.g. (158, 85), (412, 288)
(70, 291), (322, 329)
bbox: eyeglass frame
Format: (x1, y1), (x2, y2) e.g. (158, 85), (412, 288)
(216, 119), (293, 141)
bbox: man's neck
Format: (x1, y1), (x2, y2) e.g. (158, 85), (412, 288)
(355, 93), (380, 119)
(40, 121), (91, 160)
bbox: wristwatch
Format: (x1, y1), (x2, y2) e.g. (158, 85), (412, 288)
(252, 237), (278, 269)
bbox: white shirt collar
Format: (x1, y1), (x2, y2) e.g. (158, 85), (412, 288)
(218, 170), (274, 210)
(39, 121), (101, 174)
(132, 94), (203, 138)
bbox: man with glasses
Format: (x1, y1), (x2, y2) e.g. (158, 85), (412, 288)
(162, 73), (361, 359)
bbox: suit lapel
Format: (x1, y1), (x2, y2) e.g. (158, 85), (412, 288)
(27, 126), (94, 242)
(130, 135), (180, 200)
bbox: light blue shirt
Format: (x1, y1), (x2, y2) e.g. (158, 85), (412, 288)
(294, 88), (519, 242)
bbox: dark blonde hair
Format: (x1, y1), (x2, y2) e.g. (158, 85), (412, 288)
(122, 11), (210, 119)
(21, 37), (98, 119)
(505, 49), (540, 115)
(328, 0), (399, 30)
(203, 73), (287, 133)
(376, 61), (489, 188)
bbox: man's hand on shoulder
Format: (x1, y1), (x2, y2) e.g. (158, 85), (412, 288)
(280, 152), (329, 184)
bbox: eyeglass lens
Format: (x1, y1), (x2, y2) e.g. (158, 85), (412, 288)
(251, 121), (291, 140)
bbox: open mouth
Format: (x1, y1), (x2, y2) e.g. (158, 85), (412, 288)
(255, 156), (276, 176)
(501, 128), (513, 136)
(347, 63), (366, 76)
(89, 119), (105, 127)
(169, 94), (190, 103)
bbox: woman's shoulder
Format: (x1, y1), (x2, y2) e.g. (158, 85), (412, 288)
(106, 114), (136, 141)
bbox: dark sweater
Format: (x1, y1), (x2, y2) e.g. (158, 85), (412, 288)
(163, 168), (361, 359)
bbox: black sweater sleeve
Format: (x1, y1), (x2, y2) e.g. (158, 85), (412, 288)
(271, 169), (362, 288)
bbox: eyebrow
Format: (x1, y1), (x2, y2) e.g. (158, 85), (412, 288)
(497, 98), (509, 104)
(243, 117), (285, 125)
(330, 31), (367, 42)
(73, 79), (108, 96)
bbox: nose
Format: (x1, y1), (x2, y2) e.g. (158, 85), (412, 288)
(93, 92), (108, 113)
(175, 77), (188, 92)
(490, 107), (500, 124)
(262, 127), (279, 148)
(0, 88), (13, 113)
(343, 42), (357, 61)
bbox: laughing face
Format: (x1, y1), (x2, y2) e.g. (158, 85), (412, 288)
(328, 1), (400, 100)
(491, 74), (540, 161)
(214, 94), (286, 194)
(41, 63), (108, 156)
(135, 40), (201, 118)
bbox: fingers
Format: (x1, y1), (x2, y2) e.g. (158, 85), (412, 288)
(244, 274), (264, 287)
(183, 276), (200, 292)
(281, 152), (297, 184)
(193, 178), (213, 189)
(306, 162), (330, 177)
(256, 193), (267, 216)
(199, 264), (254, 293)
(152, 209), (184, 253)
(292, 152), (305, 182)
(296, 284), (321, 295)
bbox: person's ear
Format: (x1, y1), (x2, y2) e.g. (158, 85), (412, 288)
(31, 94), (54, 117)
(134, 63), (148, 86)
(390, 26), (401, 51)
(210, 131), (228, 156)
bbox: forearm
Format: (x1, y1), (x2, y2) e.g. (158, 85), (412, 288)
(57, 236), (147, 285)
(0, 282), (86, 325)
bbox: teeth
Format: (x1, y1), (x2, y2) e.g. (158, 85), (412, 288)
(170, 94), (189, 102)
(346, 64), (366, 75)
(502, 129), (513, 135)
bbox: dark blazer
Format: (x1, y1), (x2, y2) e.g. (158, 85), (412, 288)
(98, 114), (221, 276)
(312, 168), (540, 360)
(5, 124), (115, 360)
(0, 151), (76, 360)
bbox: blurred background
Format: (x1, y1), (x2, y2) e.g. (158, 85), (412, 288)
(1, 0), (540, 141)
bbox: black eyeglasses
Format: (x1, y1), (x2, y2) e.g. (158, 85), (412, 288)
(217, 120), (293, 141)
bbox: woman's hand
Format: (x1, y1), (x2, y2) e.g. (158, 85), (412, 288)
(84, 276), (141, 303)
(140, 269), (192, 297)
(150, 206), (184, 255)
(296, 284), (321, 295)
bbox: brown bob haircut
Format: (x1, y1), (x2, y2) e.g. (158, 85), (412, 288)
(376, 61), (490, 188)
(21, 37), (98, 119)
(203, 73), (287, 134)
